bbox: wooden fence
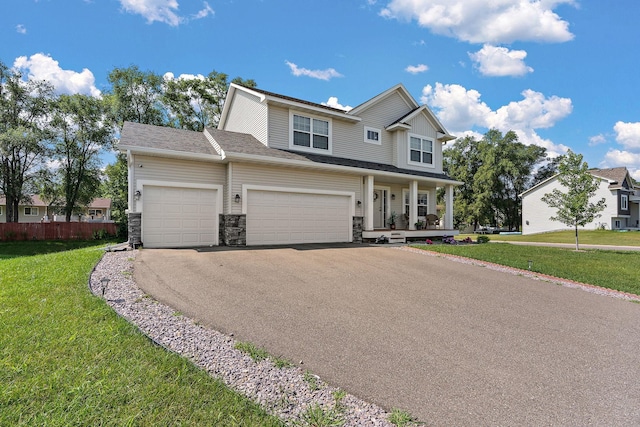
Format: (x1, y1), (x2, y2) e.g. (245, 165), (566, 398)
(0, 222), (117, 241)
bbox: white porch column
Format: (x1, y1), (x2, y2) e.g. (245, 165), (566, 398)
(364, 175), (374, 231)
(445, 184), (454, 230)
(409, 180), (418, 230)
(428, 187), (437, 215)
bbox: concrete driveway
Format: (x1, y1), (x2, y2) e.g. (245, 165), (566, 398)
(133, 245), (640, 426)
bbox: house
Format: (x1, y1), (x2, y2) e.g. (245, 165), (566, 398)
(521, 167), (639, 235)
(0, 195), (112, 223)
(119, 83), (462, 248)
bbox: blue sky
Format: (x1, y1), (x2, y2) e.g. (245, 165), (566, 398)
(3, 0), (640, 178)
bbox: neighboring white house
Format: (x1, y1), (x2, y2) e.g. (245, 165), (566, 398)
(521, 167), (639, 235)
(118, 83), (462, 248)
(0, 195), (112, 223)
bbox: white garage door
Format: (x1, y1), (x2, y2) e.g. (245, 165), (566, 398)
(143, 186), (218, 248)
(246, 190), (351, 245)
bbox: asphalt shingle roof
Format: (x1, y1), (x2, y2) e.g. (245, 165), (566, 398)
(590, 167), (630, 189)
(120, 121), (217, 155)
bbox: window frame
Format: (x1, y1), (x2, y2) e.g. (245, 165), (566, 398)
(364, 126), (382, 145)
(24, 207), (39, 216)
(621, 194), (629, 210)
(403, 189), (429, 218)
(89, 209), (103, 216)
(0, 206), (3, 216)
(407, 133), (435, 168)
(289, 111), (332, 154)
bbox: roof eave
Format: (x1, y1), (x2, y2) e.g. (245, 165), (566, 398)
(118, 144), (223, 162)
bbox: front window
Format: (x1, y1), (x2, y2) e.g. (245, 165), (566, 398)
(409, 134), (434, 166)
(24, 207), (39, 216)
(404, 191), (429, 217)
(89, 209), (103, 216)
(621, 194), (628, 210)
(291, 113), (331, 152)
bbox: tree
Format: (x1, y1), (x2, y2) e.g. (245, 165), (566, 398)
(101, 152), (128, 237)
(163, 71), (256, 131)
(49, 94), (113, 221)
(0, 62), (53, 222)
(530, 154), (565, 188)
(104, 65), (166, 129)
(444, 129), (546, 231)
(541, 150), (606, 250)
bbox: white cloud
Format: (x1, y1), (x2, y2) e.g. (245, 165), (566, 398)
(193, 1), (214, 19)
(614, 121), (640, 149)
(405, 63), (429, 74)
(285, 61), (343, 81)
(13, 53), (101, 97)
(469, 44), (533, 77)
(602, 150), (640, 179)
(589, 134), (607, 146)
(16, 24), (27, 34)
(119, 0), (182, 26)
(322, 97), (352, 112)
(421, 82), (572, 156)
(380, 0), (575, 44)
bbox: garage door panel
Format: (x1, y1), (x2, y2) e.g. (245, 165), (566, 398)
(247, 190), (350, 245)
(143, 186), (217, 248)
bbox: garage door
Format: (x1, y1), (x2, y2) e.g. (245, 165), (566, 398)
(246, 190), (350, 245)
(143, 186), (218, 248)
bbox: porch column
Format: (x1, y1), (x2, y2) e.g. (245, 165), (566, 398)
(409, 180), (418, 230)
(364, 175), (374, 231)
(445, 184), (454, 230)
(428, 187), (437, 215)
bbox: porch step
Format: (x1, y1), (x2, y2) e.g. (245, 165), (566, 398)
(388, 231), (406, 244)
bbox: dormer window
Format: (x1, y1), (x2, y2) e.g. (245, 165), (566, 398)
(364, 126), (381, 145)
(290, 112), (331, 153)
(408, 134), (434, 167)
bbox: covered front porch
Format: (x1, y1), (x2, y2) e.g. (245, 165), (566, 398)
(359, 174), (460, 242)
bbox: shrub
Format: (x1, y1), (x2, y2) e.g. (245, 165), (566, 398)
(477, 235), (490, 244)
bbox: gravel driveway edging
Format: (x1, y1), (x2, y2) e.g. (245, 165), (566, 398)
(89, 250), (398, 427)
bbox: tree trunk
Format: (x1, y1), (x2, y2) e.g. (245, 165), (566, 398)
(574, 225), (579, 251)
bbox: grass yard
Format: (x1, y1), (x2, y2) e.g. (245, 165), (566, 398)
(413, 242), (640, 296)
(0, 241), (283, 426)
(459, 229), (640, 246)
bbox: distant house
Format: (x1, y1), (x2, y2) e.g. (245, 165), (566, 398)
(0, 195), (112, 223)
(521, 167), (639, 234)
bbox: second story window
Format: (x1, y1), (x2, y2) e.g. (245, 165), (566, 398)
(408, 134), (434, 167)
(291, 112), (331, 153)
(621, 194), (628, 210)
(364, 126), (381, 145)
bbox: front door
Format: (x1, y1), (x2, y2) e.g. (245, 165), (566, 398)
(373, 189), (387, 228)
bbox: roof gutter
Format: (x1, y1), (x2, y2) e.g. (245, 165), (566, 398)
(118, 144), (223, 162)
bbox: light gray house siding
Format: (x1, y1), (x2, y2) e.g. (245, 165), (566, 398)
(222, 90), (268, 146)
(131, 154), (226, 212)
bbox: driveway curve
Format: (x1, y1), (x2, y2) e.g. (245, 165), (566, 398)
(133, 245), (640, 426)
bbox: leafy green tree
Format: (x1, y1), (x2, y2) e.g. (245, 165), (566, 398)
(105, 65), (166, 129)
(163, 71), (256, 131)
(541, 150), (606, 250)
(101, 152), (128, 237)
(0, 62), (53, 222)
(444, 129), (546, 231)
(530, 154), (565, 188)
(49, 94), (113, 222)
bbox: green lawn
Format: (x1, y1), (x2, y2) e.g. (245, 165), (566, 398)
(0, 241), (283, 426)
(459, 229), (640, 246)
(413, 242), (640, 296)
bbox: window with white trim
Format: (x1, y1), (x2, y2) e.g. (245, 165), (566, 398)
(621, 194), (628, 210)
(403, 190), (429, 217)
(89, 209), (103, 216)
(24, 207), (38, 216)
(0, 206), (3, 215)
(290, 112), (331, 152)
(408, 134), (434, 167)
(364, 126), (381, 145)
